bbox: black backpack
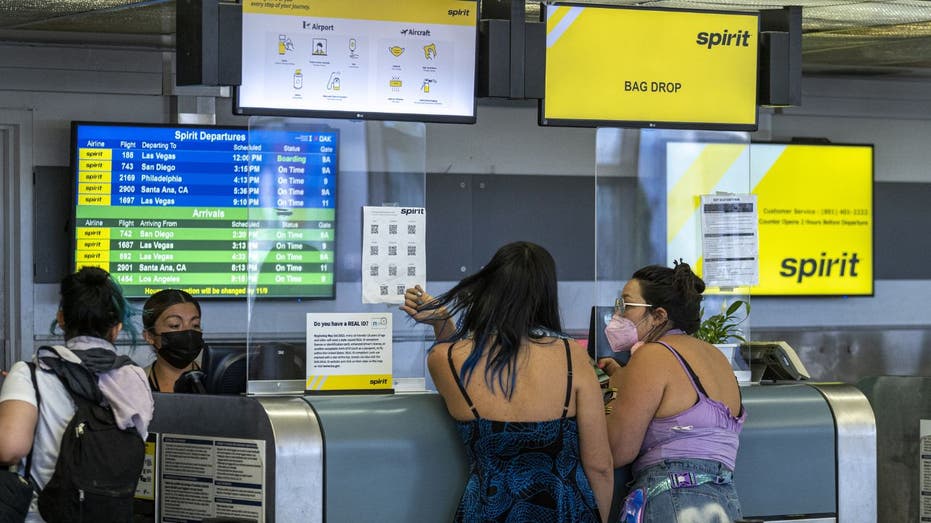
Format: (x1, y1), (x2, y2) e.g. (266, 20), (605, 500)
(34, 347), (145, 523)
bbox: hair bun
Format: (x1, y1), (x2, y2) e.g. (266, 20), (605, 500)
(78, 266), (110, 285)
(672, 260), (705, 295)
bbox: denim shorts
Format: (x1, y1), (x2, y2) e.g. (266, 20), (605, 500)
(626, 458), (743, 523)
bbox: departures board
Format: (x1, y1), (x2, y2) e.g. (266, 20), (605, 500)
(71, 122), (338, 299)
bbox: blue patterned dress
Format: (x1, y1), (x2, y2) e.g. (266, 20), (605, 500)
(448, 340), (602, 523)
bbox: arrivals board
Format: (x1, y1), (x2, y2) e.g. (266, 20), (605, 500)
(71, 122), (339, 299)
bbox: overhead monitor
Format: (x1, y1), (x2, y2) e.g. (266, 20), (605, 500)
(541, 3), (759, 130)
(71, 122), (339, 299)
(666, 142), (874, 296)
(236, 0), (479, 123)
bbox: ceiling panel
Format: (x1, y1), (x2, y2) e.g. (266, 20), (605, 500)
(1, 0), (931, 78)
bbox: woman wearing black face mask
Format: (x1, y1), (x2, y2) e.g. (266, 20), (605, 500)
(142, 289), (205, 393)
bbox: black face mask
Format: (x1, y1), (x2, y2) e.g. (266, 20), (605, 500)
(158, 330), (204, 369)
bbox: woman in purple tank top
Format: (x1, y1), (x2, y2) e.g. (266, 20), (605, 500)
(598, 262), (747, 523)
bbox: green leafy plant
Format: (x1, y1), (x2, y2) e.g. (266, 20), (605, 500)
(696, 299), (750, 344)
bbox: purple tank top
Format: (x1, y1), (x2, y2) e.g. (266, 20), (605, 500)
(633, 341), (746, 474)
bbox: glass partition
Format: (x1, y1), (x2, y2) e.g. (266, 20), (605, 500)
(236, 119), (759, 395)
(244, 116), (427, 394)
(594, 128), (753, 381)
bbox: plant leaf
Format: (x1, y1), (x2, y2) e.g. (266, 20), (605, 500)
(725, 300), (744, 316)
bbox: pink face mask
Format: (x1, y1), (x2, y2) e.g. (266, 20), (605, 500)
(604, 316), (646, 353)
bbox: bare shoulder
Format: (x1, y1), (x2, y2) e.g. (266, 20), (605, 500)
(624, 341), (680, 379)
(670, 335), (732, 367)
(628, 340), (676, 364)
(565, 338), (588, 358)
(565, 338), (596, 371)
(426, 341), (453, 367)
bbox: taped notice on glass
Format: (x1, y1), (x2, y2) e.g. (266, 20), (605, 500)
(158, 434), (265, 523)
(700, 194), (759, 287)
(361, 206), (426, 304)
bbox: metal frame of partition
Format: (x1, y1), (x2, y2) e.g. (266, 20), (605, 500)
(256, 397), (324, 523)
(809, 383), (878, 523)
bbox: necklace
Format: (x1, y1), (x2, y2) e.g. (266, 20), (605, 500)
(148, 361), (163, 392)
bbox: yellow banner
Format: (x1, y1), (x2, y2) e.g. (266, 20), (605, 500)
(243, 0), (477, 25)
(77, 238), (110, 251)
(79, 159), (112, 172)
(666, 143), (873, 295)
(306, 373), (392, 391)
(78, 194), (111, 206)
(544, 5), (758, 127)
(75, 250), (111, 263)
(754, 145), (872, 295)
(79, 148), (112, 160)
(78, 182), (111, 195)
(79, 171), (111, 183)
(76, 227), (111, 240)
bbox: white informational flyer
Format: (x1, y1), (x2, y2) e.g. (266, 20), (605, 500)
(361, 206), (426, 304)
(921, 420), (931, 520)
(158, 434), (266, 523)
(306, 312), (393, 393)
(700, 194), (759, 287)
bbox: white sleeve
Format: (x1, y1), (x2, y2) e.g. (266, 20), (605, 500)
(0, 361), (37, 406)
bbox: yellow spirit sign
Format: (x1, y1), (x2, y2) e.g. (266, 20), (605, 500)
(543, 4), (759, 130)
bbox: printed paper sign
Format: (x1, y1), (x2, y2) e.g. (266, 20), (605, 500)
(158, 434), (266, 523)
(361, 206), (426, 304)
(306, 312), (393, 392)
(700, 193), (759, 287)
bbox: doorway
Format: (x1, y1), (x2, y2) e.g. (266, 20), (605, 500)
(0, 109), (35, 368)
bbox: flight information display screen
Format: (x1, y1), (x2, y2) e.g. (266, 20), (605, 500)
(235, 0), (479, 123)
(71, 122), (338, 299)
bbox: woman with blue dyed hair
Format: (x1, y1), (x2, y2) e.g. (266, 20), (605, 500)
(404, 241), (613, 522)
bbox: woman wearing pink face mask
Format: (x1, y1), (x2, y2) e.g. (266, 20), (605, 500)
(599, 261), (746, 523)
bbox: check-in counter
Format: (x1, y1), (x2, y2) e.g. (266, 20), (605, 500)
(856, 376), (931, 523)
(146, 383), (875, 522)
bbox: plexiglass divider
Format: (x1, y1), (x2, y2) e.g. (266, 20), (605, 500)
(245, 117), (427, 395)
(594, 128), (753, 383)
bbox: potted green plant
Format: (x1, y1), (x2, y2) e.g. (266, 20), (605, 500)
(696, 299), (750, 345)
(696, 299), (751, 382)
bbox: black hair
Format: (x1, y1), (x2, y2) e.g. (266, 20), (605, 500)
(142, 289), (202, 333)
(423, 241), (563, 398)
(632, 261), (706, 334)
(55, 266), (138, 344)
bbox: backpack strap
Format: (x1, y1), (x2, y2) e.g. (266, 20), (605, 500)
(25, 362), (40, 482)
(36, 346), (107, 406)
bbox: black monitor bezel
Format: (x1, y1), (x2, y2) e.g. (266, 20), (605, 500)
(233, 0), (480, 125)
(69, 120), (340, 300)
(538, 2), (760, 131)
